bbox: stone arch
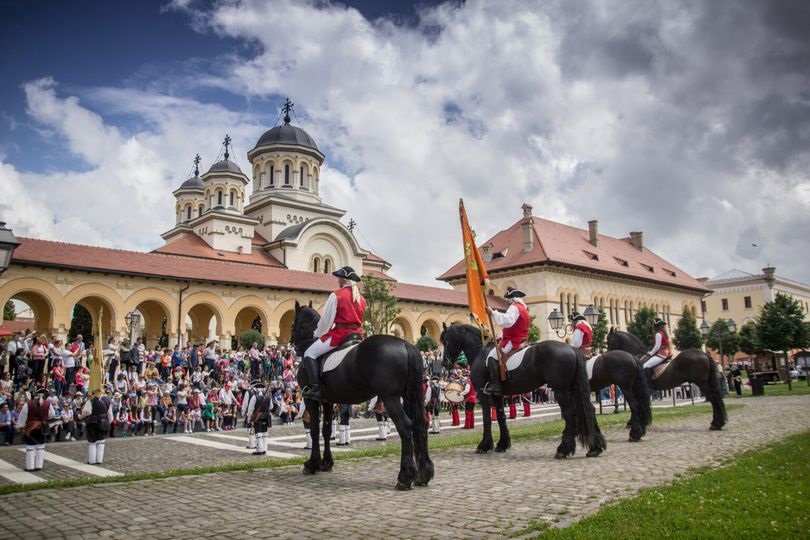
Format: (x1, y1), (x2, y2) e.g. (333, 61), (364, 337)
(123, 288), (177, 349)
(392, 315), (416, 342)
(64, 284), (123, 339)
(416, 312), (442, 342)
(0, 277), (61, 336)
(181, 291), (227, 344)
(230, 296), (272, 342)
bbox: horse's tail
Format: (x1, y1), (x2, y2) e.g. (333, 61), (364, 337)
(632, 360), (653, 427)
(706, 354), (728, 428)
(571, 348), (602, 450)
(405, 342), (433, 484)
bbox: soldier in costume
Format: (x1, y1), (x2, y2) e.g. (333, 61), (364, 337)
(248, 383), (272, 456)
(81, 389), (114, 465)
(508, 395), (518, 419)
(371, 396), (390, 441)
(241, 383), (259, 449)
(336, 403), (351, 446)
(17, 388), (56, 471)
(522, 392), (532, 417)
(570, 311), (593, 358)
(484, 287), (530, 396)
(461, 369), (477, 430)
(302, 266), (366, 402)
(643, 319), (672, 385)
(427, 375), (441, 434)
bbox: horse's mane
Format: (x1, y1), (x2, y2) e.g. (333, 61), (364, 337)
(614, 330), (646, 351)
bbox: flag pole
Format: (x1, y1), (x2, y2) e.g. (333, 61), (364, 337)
(481, 287), (508, 382)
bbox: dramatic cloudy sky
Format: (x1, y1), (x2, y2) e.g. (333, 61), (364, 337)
(1, 0), (809, 287)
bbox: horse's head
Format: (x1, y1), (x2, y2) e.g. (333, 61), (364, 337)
(291, 300), (319, 353)
(607, 328), (646, 355)
(440, 322), (481, 371)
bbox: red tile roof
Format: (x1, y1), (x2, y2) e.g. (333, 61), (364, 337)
(0, 320), (36, 334)
(152, 234), (284, 267)
(11, 237), (477, 307)
(438, 217), (710, 293)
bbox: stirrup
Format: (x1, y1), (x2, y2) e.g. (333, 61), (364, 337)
(482, 382), (502, 396)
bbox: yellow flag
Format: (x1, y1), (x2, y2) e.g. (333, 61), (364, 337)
(459, 199), (490, 327)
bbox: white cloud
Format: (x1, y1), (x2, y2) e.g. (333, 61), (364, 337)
(4, 0), (810, 287)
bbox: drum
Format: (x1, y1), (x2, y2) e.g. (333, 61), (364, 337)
(444, 381), (465, 403)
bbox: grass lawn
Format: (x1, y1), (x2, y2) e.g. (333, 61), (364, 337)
(528, 431), (810, 539)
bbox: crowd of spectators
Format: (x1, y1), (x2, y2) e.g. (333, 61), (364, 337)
(0, 331), (304, 444)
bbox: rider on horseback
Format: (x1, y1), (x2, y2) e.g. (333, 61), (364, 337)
(570, 311), (593, 358)
(483, 287), (530, 396)
(301, 266), (367, 402)
(642, 319), (671, 386)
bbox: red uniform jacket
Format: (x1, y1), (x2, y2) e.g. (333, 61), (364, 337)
(321, 286), (367, 346)
(501, 302), (530, 349)
(575, 322), (593, 348)
(654, 331), (671, 359)
(463, 381), (477, 404)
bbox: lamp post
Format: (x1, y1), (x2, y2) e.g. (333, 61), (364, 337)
(0, 222), (21, 275)
(548, 304), (600, 338)
(700, 318), (737, 367)
(125, 311), (141, 343)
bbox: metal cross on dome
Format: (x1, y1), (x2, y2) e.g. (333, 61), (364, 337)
(193, 154), (201, 176)
(282, 98), (294, 124)
(223, 135), (231, 160)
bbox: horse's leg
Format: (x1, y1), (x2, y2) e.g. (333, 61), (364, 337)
(700, 384), (727, 430)
(495, 396), (511, 452)
(383, 397), (415, 491)
(621, 384), (643, 442)
(303, 399), (321, 475)
(320, 402), (334, 471)
(554, 391), (577, 459)
(476, 393), (494, 454)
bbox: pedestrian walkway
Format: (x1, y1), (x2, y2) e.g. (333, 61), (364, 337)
(0, 396), (806, 539)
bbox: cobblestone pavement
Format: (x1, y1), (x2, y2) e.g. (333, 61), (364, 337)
(1, 396), (808, 539)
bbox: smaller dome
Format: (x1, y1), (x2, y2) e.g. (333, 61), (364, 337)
(178, 175), (204, 191)
(207, 159), (243, 175)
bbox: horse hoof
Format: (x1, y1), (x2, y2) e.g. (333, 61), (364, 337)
(628, 436), (641, 443)
(395, 481), (412, 491)
(303, 466), (317, 475)
(475, 448), (491, 454)
(554, 452), (569, 459)
(709, 424), (722, 431)
(494, 446), (507, 453)
(414, 480), (428, 487)
(586, 448), (603, 457)
(320, 464), (333, 472)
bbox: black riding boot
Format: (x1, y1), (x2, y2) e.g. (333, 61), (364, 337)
(302, 356), (323, 401)
(644, 367), (655, 389)
(483, 357), (503, 396)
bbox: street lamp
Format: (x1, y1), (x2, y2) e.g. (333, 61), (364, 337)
(700, 318), (737, 366)
(548, 305), (600, 338)
(125, 311), (141, 342)
(0, 222), (21, 275)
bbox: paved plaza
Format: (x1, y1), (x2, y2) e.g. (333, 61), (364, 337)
(0, 396), (808, 539)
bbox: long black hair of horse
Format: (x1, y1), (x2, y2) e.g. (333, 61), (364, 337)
(292, 302), (432, 488)
(441, 323), (604, 456)
(607, 328), (727, 429)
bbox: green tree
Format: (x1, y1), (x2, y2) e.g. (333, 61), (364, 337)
(528, 315), (541, 343)
(673, 308), (703, 350)
(738, 321), (760, 355)
(362, 275), (400, 336)
(3, 300), (15, 321)
(591, 307), (609, 353)
(627, 306), (658, 348)
(68, 304), (93, 342)
(415, 335), (438, 352)
(239, 329), (265, 350)
(704, 319), (740, 365)
(758, 293), (809, 384)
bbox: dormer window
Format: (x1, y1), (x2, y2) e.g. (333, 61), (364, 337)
(614, 257), (629, 267)
(583, 250), (598, 261)
(640, 263), (654, 273)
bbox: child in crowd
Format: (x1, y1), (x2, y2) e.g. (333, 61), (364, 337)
(201, 400), (215, 432)
(162, 405), (177, 434)
(216, 404), (226, 431)
(115, 406), (129, 437)
(139, 405), (155, 436)
(180, 408), (191, 433)
(126, 405), (139, 436)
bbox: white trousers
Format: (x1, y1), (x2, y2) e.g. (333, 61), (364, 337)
(304, 338), (335, 359)
(643, 355), (666, 369)
(486, 341), (514, 361)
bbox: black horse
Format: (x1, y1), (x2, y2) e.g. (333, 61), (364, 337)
(606, 328), (728, 430)
(588, 349), (653, 441)
(291, 302), (433, 490)
(440, 323), (606, 459)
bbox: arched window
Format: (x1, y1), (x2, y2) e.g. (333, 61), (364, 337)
(559, 294), (564, 314)
(324, 258), (333, 273)
(229, 191), (234, 206)
(198, 205), (203, 217)
(300, 165), (306, 188)
(186, 206), (191, 220)
(312, 257), (321, 273)
(269, 164), (275, 186)
(284, 164), (290, 185)
(217, 190), (223, 206)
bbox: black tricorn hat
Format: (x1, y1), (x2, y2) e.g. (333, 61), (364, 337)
(332, 265), (361, 282)
(504, 287), (526, 299)
(653, 318), (667, 327)
(569, 311), (586, 322)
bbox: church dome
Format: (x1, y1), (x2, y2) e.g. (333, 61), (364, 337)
(207, 159), (244, 175)
(254, 123), (318, 151)
(178, 175), (204, 191)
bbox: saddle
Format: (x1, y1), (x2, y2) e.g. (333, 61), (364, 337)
(650, 358), (672, 380)
(502, 341), (529, 364)
(317, 333), (362, 375)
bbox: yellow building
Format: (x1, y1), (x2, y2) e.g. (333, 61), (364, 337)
(439, 204), (710, 343)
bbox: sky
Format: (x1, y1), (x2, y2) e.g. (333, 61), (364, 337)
(1, 0), (809, 289)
